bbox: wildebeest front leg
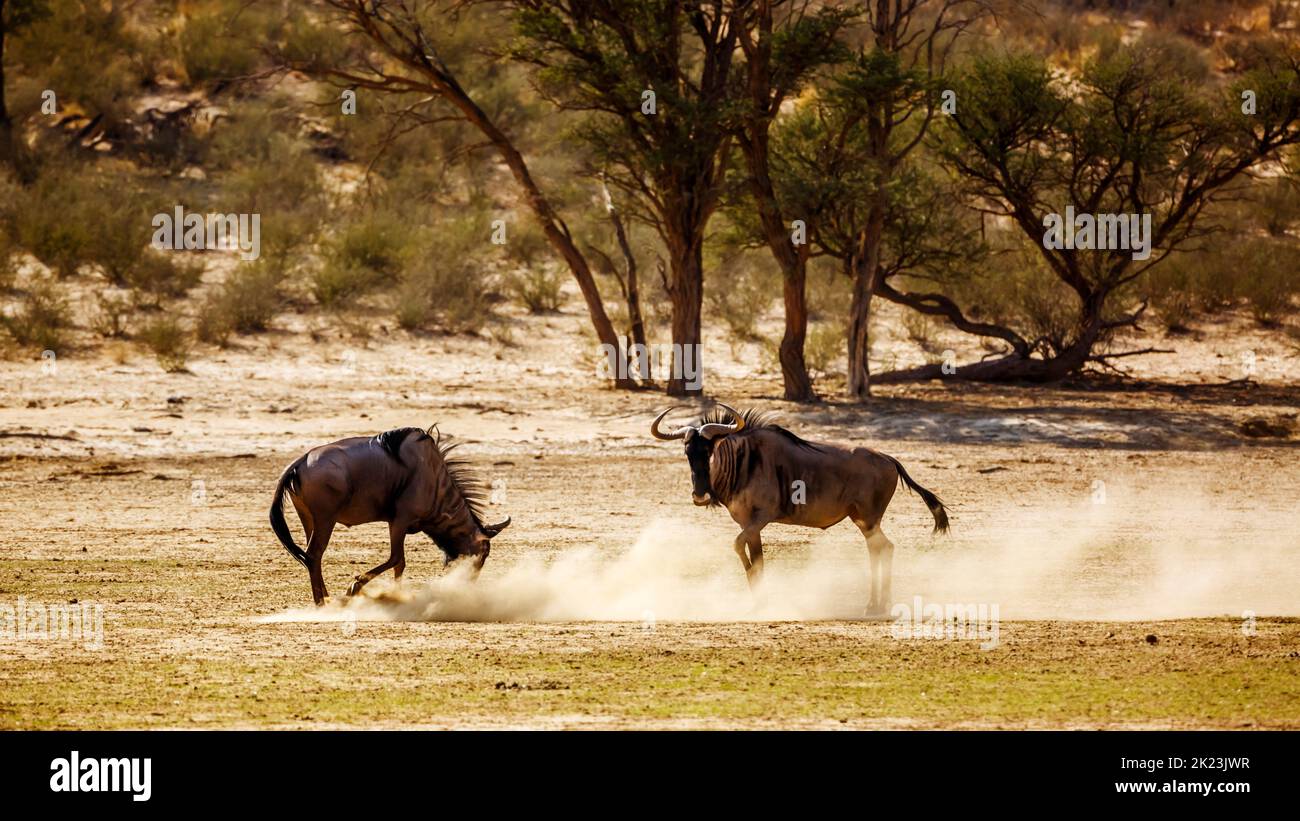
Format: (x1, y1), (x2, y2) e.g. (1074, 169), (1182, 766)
(347, 521), (407, 597)
(733, 527), (765, 590)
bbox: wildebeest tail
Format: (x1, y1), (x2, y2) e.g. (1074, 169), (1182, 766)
(270, 457), (309, 567)
(887, 456), (950, 534)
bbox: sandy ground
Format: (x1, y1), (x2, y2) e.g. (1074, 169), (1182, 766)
(1, 294), (1298, 728)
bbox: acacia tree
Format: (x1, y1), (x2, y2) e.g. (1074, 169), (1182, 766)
(880, 40), (1300, 381)
(504, 0), (747, 396)
(299, 0), (636, 388)
(731, 0), (855, 402)
(834, 0), (988, 398)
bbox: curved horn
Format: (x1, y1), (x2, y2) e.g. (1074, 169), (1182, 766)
(699, 402), (745, 439)
(650, 406), (692, 440)
(482, 516), (511, 537)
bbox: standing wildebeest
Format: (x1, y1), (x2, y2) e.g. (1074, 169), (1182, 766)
(270, 426), (511, 605)
(651, 404), (948, 614)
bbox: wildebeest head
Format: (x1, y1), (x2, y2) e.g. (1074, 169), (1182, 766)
(429, 513), (511, 572)
(650, 403), (745, 506)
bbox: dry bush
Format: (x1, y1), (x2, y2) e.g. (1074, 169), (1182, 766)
(0, 230), (17, 293)
(1236, 239), (1297, 325)
(903, 311), (945, 355)
(504, 266), (565, 314)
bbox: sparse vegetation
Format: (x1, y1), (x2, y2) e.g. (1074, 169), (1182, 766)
(0, 0), (1293, 380)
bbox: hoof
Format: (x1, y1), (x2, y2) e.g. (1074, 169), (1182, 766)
(346, 579), (365, 597)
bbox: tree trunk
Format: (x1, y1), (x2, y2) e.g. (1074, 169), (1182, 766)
(874, 315), (1103, 384)
(778, 257), (814, 401)
(665, 237), (704, 397)
(737, 132), (815, 399)
(846, 204), (886, 399)
(609, 204), (650, 380)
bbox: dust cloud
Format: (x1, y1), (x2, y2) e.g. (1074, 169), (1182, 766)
(261, 485), (1299, 625)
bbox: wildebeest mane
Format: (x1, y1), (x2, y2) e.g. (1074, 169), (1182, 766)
(374, 425), (489, 526)
(698, 406), (823, 452)
(428, 425), (489, 527)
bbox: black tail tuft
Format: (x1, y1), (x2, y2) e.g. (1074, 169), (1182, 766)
(888, 456), (950, 534)
(270, 458), (309, 567)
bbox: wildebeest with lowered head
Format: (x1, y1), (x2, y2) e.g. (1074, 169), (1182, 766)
(651, 404), (948, 615)
(270, 425), (510, 605)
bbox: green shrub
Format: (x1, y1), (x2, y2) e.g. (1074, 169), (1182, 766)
(945, 244), (1078, 355)
(208, 101), (326, 273)
(390, 218), (491, 333)
(312, 213), (412, 306)
(11, 171), (202, 305)
(706, 252), (776, 343)
(91, 292), (133, 338)
(804, 322), (844, 374)
(1147, 238), (1297, 326)
(1, 277), (72, 351)
(126, 251), (205, 306)
(138, 316), (191, 372)
(14, 171), (95, 278)
(504, 266), (565, 313)
(198, 262), (283, 343)
(179, 9), (263, 84)
(12, 0), (158, 134)
(1237, 240), (1297, 325)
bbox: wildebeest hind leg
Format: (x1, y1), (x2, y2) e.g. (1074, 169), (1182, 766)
(306, 520), (335, 606)
(731, 533), (752, 574)
(348, 520), (407, 597)
(854, 520), (894, 617)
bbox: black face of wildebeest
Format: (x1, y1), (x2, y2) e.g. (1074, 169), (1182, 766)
(683, 430), (716, 506)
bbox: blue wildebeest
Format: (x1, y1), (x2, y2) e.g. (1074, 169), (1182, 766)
(270, 426), (511, 605)
(651, 404), (948, 614)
